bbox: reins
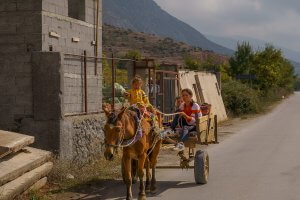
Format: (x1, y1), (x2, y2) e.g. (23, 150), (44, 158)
(104, 106), (182, 150)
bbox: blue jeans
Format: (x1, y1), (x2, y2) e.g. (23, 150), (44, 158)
(171, 114), (180, 131)
(172, 116), (196, 142)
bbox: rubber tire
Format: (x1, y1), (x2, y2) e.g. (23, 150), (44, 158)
(194, 150), (209, 184)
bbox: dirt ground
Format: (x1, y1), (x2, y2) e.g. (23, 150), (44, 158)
(29, 116), (258, 200)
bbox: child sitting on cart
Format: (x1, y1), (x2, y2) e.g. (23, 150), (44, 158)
(163, 88), (202, 151)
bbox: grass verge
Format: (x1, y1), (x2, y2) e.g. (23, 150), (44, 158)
(18, 155), (122, 200)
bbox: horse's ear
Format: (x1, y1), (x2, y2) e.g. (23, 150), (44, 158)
(102, 103), (112, 117)
(117, 107), (127, 119)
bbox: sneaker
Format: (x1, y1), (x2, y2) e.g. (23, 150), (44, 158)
(173, 142), (185, 151)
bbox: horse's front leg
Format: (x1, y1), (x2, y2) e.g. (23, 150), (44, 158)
(123, 157), (133, 200)
(151, 165), (157, 193)
(138, 154), (147, 200)
(145, 158), (151, 193)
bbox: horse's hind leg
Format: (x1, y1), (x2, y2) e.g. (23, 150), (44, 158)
(123, 157), (133, 200)
(138, 154), (147, 200)
(145, 158), (151, 193)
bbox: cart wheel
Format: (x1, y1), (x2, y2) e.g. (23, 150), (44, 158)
(194, 150), (209, 184)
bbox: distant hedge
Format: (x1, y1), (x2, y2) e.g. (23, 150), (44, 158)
(222, 80), (261, 116)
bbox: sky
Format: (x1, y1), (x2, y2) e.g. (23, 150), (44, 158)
(154, 0), (300, 53)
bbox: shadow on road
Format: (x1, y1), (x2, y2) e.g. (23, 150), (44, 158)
(51, 179), (201, 200)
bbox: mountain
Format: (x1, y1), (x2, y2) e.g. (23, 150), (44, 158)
(103, 24), (228, 66)
(103, 0), (233, 56)
(207, 35), (300, 62)
(207, 35), (300, 75)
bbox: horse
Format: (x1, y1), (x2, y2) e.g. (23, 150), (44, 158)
(102, 104), (162, 200)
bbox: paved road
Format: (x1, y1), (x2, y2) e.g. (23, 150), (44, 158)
(100, 93), (300, 200)
(146, 92), (300, 200)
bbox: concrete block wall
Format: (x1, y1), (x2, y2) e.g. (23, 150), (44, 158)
(42, 0), (68, 16)
(0, 0), (43, 130)
(63, 57), (102, 115)
(0, 0), (103, 161)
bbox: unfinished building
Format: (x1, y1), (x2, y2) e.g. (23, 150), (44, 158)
(0, 0), (103, 162)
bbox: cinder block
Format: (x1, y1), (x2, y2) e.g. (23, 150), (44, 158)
(24, 105), (33, 115)
(31, 51), (64, 121)
(0, 2), (17, 12)
(24, 14), (42, 26)
(16, 94), (32, 106)
(0, 35), (24, 45)
(0, 73), (15, 86)
(0, 44), (27, 54)
(17, 0), (42, 11)
(0, 96), (15, 105)
(0, 106), (14, 123)
(12, 106), (25, 115)
(42, 16), (52, 25)
(15, 74), (32, 87)
(20, 118), (60, 151)
(17, 24), (41, 34)
(15, 62), (32, 73)
(0, 25), (17, 34)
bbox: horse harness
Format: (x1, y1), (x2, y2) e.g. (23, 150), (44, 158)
(104, 106), (162, 157)
(104, 106), (145, 148)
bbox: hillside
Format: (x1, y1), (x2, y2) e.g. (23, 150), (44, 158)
(103, 24), (228, 66)
(103, 0), (233, 56)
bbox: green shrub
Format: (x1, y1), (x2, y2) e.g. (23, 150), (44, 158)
(294, 78), (300, 91)
(222, 80), (261, 116)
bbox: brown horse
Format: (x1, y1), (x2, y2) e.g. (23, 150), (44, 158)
(103, 104), (162, 200)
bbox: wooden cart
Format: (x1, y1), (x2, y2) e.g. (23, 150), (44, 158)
(160, 107), (218, 184)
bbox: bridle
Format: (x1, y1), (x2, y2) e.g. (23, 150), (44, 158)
(104, 106), (145, 148)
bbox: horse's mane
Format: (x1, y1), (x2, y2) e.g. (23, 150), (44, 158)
(107, 108), (137, 125)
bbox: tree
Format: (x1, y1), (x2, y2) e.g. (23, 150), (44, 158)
(229, 42), (255, 77)
(124, 50), (142, 60)
(184, 55), (201, 70)
(253, 44), (294, 90)
(117, 50), (142, 69)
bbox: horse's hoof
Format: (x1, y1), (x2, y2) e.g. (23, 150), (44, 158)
(126, 197), (133, 200)
(138, 194), (146, 200)
(145, 187), (151, 194)
(150, 187), (157, 194)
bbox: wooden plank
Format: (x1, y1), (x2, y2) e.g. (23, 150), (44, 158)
(0, 162), (53, 200)
(0, 131), (34, 159)
(195, 75), (205, 104)
(0, 147), (51, 186)
(0, 147), (10, 160)
(24, 177), (47, 194)
(193, 84), (201, 104)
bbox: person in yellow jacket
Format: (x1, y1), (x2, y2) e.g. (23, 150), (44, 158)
(124, 76), (154, 117)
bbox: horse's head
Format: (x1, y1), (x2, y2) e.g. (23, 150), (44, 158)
(102, 104), (127, 161)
